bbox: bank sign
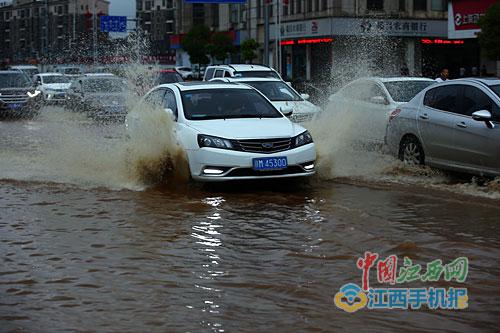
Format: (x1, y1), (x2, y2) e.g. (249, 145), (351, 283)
(270, 18), (447, 40)
(448, 0), (497, 39)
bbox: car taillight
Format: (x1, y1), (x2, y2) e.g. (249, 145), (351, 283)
(389, 108), (401, 122)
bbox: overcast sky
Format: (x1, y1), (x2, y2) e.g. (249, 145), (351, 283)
(109, 0), (135, 18)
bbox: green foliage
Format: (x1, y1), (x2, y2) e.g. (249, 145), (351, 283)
(241, 39), (259, 63)
(478, 3), (500, 60)
(208, 32), (235, 62)
(181, 25), (211, 65)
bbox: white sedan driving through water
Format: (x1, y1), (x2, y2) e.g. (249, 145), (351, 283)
(126, 82), (317, 181)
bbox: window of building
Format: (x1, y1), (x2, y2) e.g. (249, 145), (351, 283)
(290, 0), (295, 15)
(163, 0), (166, 7)
(367, 0), (383, 10)
(257, 0), (261, 18)
(431, 0), (445, 11)
(145, 1), (152, 11)
(314, 0), (319, 12)
(414, 0), (427, 11)
(399, 0), (405, 11)
(321, 0), (327, 11)
(297, 0), (302, 13)
(283, 4), (288, 16)
(307, 0), (312, 12)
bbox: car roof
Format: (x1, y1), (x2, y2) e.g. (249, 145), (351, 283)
(83, 73), (115, 77)
(207, 64), (274, 72)
(0, 70), (26, 74)
(37, 72), (64, 76)
(371, 77), (435, 83)
(157, 81), (253, 91)
(449, 77), (500, 86)
(10, 65), (38, 69)
(213, 77), (282, 83)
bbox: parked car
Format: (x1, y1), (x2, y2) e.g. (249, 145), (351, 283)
(203, 64), (281, 81)
(0, 70), (42, 118)
(33, 73), (71, 103)
(210, 77), (321, 123)
(9, 65), (39, 78)
(66, 76), (129, 122)
(326, 77), (435, 146)
(385, 78), (500, 177)
(54, 65), (83, 78)
(154, 69), (184, 85)
(175, 66), (194, 80)
(126, 82), (317, 181)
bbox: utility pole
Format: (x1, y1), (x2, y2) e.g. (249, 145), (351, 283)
(93, 0), (97, 66)
(72, 0), (76, 49)
(45, 0), (49, 64)
(264, 1), (269, 65)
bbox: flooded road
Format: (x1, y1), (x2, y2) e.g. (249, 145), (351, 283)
(1, 111), (500, 332)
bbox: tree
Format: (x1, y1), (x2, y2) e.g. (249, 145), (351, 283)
(478, 3), (500, 60)
(181, 25), (211, 65)
(208, 32), (235, 62)
(241, 39), (259, 63)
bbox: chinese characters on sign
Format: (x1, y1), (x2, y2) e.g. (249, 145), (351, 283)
(335, 251), (469, 313)
(100, 16), (127, 33)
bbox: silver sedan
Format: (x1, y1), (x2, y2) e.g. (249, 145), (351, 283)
(385, 78), (500, 177)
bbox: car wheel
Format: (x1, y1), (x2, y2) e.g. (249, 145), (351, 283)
(399, 136), (425, 165)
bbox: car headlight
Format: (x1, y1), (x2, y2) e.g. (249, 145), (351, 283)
(197, 134), (234, 150)
(293, 130), (313, 148)
(27, 90), (41, 98)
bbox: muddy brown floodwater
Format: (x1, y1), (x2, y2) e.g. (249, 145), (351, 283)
(1, 110), (499, 332)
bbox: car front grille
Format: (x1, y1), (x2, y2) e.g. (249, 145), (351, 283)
(0, 94), (29, 104)
(233, 137), (292, 154)
(226, 165), (306, 177)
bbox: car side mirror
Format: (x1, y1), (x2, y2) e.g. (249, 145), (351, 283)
(300, 93), (310, 100)
(370, 96), (388, 105)
(280, 106), (293, 116)
(472, 110), (495, 129)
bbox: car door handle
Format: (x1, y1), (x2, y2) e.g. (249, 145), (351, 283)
(456, 122), (467, 128)
(419, 113), (429, 120)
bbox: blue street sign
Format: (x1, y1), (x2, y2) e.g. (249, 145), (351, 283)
(185, 0), (246, 3)
(100, 16), (127, 33)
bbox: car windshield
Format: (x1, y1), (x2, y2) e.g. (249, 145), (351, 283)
(0, 73), (31, 88)
(181, 88), (283, 120)
(490, 85), (500, 98)
(244, 81), (302, 101)
(233, 71), (280, 79)
(43, 75), (71, 84)
(383, 80), (435, 102)
(156, 72), (183, 84)
(82, 78), (125, 93)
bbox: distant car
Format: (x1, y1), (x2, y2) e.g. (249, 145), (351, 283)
(385, 78), (500, 177)
(211, 77), (321, 123)
(203, 64), (282, 81)
(55, 66), (82, 78)
(0, 70), (42, 118)
(154, 69), (184, 85)
(326, 77), (435, 146)
(33, 73), (71, 103)
(9, 65), (39, 78)
(126, 82), (316, 181)
(175, 66), (194, 80)
(66, 76), (129, 122)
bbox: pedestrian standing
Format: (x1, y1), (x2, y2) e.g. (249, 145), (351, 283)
(435, 68), (449, 82)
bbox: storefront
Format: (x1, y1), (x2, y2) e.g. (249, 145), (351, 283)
(270, 17), (449, 84)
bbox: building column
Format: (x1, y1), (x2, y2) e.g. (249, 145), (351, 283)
(306, 44), (311, 80)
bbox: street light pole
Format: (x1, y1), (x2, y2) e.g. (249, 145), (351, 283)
(93, 0), (97, 66)
(264, 1), (269, 65)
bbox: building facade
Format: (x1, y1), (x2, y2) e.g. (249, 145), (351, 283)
(135, 0), (493, 82)
(0, 0), (109, 64)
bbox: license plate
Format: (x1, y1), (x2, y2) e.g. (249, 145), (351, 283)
(252, 157), (288, 171)
(8, 103), (22, 109)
